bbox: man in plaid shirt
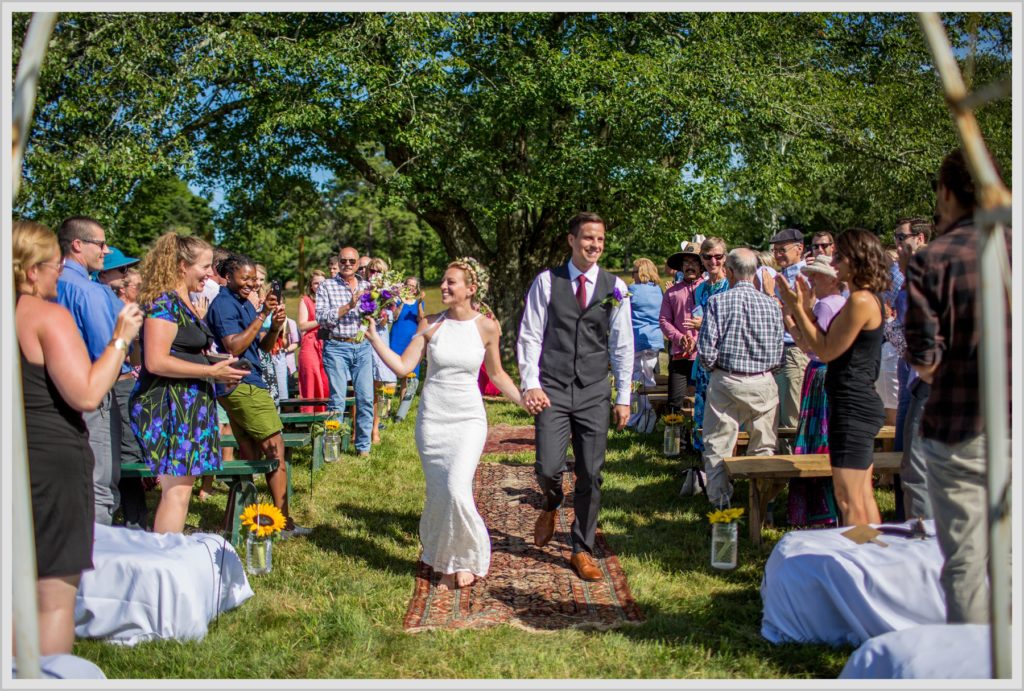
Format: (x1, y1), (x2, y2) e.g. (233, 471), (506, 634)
(697, 248), (784, 506)
(316, 246), (374, 456)
(905, 148), (1011, 624)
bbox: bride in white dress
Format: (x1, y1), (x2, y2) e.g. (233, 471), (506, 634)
(365, 258), (523, 590)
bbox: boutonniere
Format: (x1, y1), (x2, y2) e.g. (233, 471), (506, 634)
(601, 287), (628, 308)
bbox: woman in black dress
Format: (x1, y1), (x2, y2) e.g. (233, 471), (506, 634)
(779, 228), (890, 526)
(13, 220), (143, 655)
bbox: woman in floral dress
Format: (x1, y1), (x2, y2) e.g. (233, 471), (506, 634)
(131, 232), (247, 533)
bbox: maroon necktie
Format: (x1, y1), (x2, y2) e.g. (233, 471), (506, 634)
(576, 274), (588, 311)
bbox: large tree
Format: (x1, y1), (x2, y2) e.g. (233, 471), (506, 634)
(14, 11), (1012, 346)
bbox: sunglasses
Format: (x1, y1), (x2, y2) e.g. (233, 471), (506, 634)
(893, 233), (916, 242)
(701, 253), (725, 262)
(811, 242), (832, 250)
(79, 238), (108, 249)
(338, 258), (358, 265)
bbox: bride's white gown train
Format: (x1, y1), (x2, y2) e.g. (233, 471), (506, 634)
(415, 313), (490, 576)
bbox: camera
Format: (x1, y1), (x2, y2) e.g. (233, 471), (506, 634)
(271, 279), (283, 301)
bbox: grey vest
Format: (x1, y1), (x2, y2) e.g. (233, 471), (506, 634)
(539, 264), (616, 388)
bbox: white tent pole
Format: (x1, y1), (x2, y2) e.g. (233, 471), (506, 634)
(10, 11), (58, 680)
(917, 12), (1012, 680)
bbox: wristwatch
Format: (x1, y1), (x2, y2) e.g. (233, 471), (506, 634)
(110, 337), (129, 354)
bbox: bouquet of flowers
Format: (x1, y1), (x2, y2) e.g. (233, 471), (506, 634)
(353, 269), (416, 342)
(707, 507), (745, 524)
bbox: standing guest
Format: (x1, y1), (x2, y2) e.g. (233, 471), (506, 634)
(391, 275), (427, 422)
(752, 249), (778, 293)
(660, 243), (704, 408)
(364, 258), (398, 443)
(315, 247), (374, 457)
(297, 270), (330, 412)
(809, 231), (836, 258)
(905, 148), (1011, 624)
(762, 227), (809, 454)
(626, 257), (664, 430)
(697, 249), (784, 507)
(207, 254), (310, 536)
(115, 267), (142, 304)
(55, 216), (124, 526)
(518, 212), (634, 582)
(15, 220), (143, 655)
(327, 255), (340, 278)
(891, 217), (934, 520)
(787, 254), (846, 527)
(687, 237), (730, 452)
(779, 228), (890, 527)
(190, 246), (233, 502)
(96, 247), (148, 530)
(356, 255), (371, 279)
(130, 233), (247, 533)
(269, 316), (300, 403)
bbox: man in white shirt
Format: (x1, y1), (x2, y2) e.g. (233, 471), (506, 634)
(517, 211), (634, 582)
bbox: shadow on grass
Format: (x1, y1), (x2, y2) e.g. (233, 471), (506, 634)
(304, 502), (421, 574)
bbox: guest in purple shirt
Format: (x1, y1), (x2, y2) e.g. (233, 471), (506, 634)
(659, 242), (704, 409)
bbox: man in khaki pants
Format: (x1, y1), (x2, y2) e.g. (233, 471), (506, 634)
(697, 248), (784, 506)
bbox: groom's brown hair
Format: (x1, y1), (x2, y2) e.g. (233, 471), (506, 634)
(568, 211), (604, 237)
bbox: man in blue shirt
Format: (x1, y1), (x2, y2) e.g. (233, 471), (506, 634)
(207, 253), (310, 537)
(56, 216), (123, 526)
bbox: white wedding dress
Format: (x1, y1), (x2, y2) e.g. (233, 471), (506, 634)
(415, 313), (490, 576)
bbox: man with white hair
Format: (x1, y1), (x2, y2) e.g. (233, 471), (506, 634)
(697, 248), (784, 506)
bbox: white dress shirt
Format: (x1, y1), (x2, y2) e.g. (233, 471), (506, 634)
(517, 260), (634, 405)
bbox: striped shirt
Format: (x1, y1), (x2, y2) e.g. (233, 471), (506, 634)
(315, 274), (371, 339)
(698, 282), (784, 374)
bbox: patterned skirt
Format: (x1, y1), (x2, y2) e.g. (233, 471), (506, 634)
(789, 360), (838, 528)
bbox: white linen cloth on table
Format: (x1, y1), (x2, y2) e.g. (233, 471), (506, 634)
(840, 624), (993, 679)
(761, 519), (946, 647)
(75, 524), (254, 646)
(13, 655), (106, 679)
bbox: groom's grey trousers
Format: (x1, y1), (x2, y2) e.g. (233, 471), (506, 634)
(534, 376), (611, 555)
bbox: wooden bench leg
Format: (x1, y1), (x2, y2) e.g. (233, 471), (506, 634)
(749, 481), (763, 546)
(284, 449), (293, 508)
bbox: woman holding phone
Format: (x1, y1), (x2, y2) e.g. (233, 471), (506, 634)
(131, 232), (248, 533)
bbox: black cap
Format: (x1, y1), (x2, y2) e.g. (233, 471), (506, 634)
(769, 228), (804, 244)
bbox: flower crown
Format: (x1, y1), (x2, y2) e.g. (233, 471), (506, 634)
(452, 256), (492, 316)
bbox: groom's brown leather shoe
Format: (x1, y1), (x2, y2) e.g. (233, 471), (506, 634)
(534, 509), (556, 547)
(570, 551), (602, 582)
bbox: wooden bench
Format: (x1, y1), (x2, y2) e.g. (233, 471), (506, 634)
(221, 431), (314, 501)
(277, 397), (330, 412)
(723, 451), (903, 546)
(121, 459), (276, 549)
(700, 425), (895, 454)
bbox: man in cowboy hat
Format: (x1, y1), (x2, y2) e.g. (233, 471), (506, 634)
(659, 241), (704, 408)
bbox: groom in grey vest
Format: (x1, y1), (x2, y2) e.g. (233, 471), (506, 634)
(517, 212), (634, 581)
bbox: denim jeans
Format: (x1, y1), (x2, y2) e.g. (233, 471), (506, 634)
(322, 339), (374, 452)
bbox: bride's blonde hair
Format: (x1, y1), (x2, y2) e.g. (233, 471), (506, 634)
(448, 257), (492, 316)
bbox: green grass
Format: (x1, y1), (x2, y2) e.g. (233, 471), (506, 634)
(75, 397), (900, 680)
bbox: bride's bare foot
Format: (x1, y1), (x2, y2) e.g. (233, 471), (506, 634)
(454, 571), (475, 588)
(437, 573), (456, 591)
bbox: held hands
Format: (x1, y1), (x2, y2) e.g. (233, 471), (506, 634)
(113, 303), (144, 342)
(613, 404), (630, 431)
(522, 388), (551, 416)
(678, 333), (696, 354)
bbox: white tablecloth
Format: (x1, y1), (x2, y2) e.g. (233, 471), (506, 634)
(761, 520), (946, 647)
(13, 654), (106, 679)
(840, 624), (993, 678)
(75, 524), (254, 646)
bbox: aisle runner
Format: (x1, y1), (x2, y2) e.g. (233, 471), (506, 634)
(481, 424), (536, 455)
(403, 461), (645, 632)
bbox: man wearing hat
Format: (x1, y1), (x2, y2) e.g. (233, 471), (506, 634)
(95, 247), (148, 529)
(659, 241), (704, 409)
(765, 228), (810, 454)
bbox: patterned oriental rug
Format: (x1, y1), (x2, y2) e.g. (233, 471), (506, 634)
(403, 461), (645, 633)
(481, 424), (536, 455)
